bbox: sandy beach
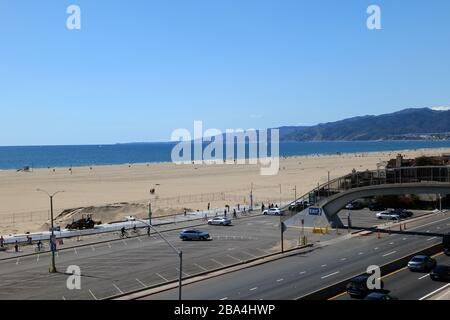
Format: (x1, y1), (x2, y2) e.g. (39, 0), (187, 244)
(1, 147), (450, 235)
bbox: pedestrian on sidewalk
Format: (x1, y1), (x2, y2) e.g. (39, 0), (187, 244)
(14, 240), (19, 253)
(0, 235), (4, 248)
(224, 209), (227, 217)
(261, 204), (265, 212)
(184, 209), (187, 217)
(233, 209), (237, 218)
(207, 203), (210, 211)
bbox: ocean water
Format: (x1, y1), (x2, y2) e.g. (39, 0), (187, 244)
(1, 140), (450, 170)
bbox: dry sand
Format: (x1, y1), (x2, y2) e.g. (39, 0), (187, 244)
(1, 147), (449, 235)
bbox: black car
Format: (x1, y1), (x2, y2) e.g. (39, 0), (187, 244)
(364, 292), (398, 300)
(430, 265), (450, 281)
(346, 275), (384, 299)
(392, 208), (413, 218)
(368, 203), (386, 211)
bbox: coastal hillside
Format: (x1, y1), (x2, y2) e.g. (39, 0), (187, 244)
(278, 108), (450, 141)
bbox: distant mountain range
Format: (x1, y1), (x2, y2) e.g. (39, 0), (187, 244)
(278, 108), (450, 141)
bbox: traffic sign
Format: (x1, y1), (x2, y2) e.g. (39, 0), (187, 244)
(309, 207), (322, 216)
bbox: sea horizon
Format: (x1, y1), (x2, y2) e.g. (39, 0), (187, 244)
(2, 140), (450, 171)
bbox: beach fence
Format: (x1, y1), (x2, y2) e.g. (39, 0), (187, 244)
(0, 209), (50, 230)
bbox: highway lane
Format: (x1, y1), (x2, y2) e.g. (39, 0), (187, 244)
(0, 214), (336, 300)
(334, 253), (450, 300)
(139, 214), (450, 300)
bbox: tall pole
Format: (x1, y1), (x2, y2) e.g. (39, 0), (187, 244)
(279, 184), (282, 207)
(280, 218), (284, 253)
(179, 251), (183, 300)
(327, 171), (330, 197)
(50, 195), (56, 273)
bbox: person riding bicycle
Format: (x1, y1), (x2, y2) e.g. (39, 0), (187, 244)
(120, 227), (126, 237)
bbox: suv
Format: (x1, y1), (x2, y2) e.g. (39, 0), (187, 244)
(346, 275), (384, 299)
(179, 229), (211, 241)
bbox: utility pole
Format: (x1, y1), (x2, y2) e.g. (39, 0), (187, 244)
(37, 189), (64, 273)
(279, 184), (282, 207)
(250, 183), (253, 211)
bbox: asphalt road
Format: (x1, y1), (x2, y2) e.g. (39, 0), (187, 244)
(0, 214), (337, 300)
(138, 213), (450, 300)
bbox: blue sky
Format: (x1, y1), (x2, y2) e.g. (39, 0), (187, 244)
(1, 0), (450, 146)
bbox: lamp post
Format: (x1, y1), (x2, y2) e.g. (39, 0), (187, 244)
(36, 189), (64, 273)
(136, 219), (183, 300)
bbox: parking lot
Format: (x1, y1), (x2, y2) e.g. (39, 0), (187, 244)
(0, 213), (340, 300)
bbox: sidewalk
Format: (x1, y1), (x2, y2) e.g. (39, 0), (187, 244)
(424, 285), (450, 300)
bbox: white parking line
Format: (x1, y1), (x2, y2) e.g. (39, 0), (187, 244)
(136, 278), (147, 288)
(74, 248), (78, 255)
(176, 268), (190, 277)
(321, 271), (340, 279)
(389, 242), (394, 245)
(156, 273), (169, 282)
(138, 237), (143, 242)
(194, 263), (208, 271)
(211, 258), (226, 267)
(321, 264), (327, 267)
(402, 238), (408, 241)
(374, 247), (379, 250)
(340, 258), (347, 261)
(88, 289), (98, 300)
(227, 255), (242, 262)
(419, 283), (450, 300)
(242, 251), (258, 258)
(108, 242), (112, 249)
(122, 240), (127, 246)
(250, 287), (258, 291)
(36, 254), (39, 262)
(382, 251), (397, 257)
(299, 271), (307, 275)
(358, 252), (364, 255)
(16, 258), (19, 265)
(277, 278), (284, 282)
(426, 237), (437, 241)
(113, 283), (124, 294)
(418, 274), (430, 280)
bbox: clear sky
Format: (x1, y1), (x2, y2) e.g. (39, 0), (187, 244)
(1, 0), (450, 146)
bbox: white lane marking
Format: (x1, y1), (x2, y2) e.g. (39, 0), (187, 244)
(220, 297), (228, 300)
(211, 258), (226, 267)
(256, 248), (271, 254)
(277, 278), (284, 282)
(358, 252), (364, 255)
(227, 255), (242, 262)
(340, 258), (347, 261)
(62, 296), (66, 300)
(227, 248), (235, 251)
(299, 271), (307, 275)
(36, 254), (39, 262)
(403, 238), (407, 241)
(108, 242), (112, 249)
(321, 271), (340, 279)
(74, 248), (78, 255)
(389, 242), (394, 245)
(136, 278), (147, 288)
(419, 283), (450, 300)
(374, 247), (379, 250)
(122, 240), (128, 246)
(426, 230), (430, 233)
(16, 258), (19, 265)
(427, 237), (437, 241)
(418, 274), (430, 280)
(321, 264), (327, 267)
(242, 251), (258, 258)
(250, 287), (258, 291)
(195, 263), (208, 272)
(156, 273), (169, 282)
(113, 283), (124, 294)
(382, 251), (397, 257)
(176, 268), (190, 277)
(88, 289), (98, 300)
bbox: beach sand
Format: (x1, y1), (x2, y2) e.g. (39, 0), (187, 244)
(1, 147), (449, 235)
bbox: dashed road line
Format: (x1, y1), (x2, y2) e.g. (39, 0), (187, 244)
(299, 271), (307, 275)
(374, 247), (379, 250)
(321, 264), (327, 267)
(382, 251), (397, 257)
(321, 271), (340, 279)
(427, 237), (437, 241)
(250, 287), (258, 291)
(277, 278), (284, 282)
(340, 258), (347, 261)
(358, 252), (364, 255)
(418, 274), (430, 280)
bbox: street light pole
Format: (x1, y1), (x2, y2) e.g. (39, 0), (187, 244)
(136, 219), (183, 300)
(37, 189), (64, 273)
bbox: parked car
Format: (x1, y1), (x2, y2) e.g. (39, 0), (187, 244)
(368, 203), (386, 212)
(391, 208), (413, 218)
(345, 201), (362, 210)
(208, 217), (231, 226)
(179, 229), (211, 241)
(346, 275), (384, 299)
(407, 255), (437, 272)
(263, 208), (282, 216)
(430, 265), (450, 281)
(364, 292), (398, 300)
(289, 200), (309, 212)
(376, 211), (400, 220)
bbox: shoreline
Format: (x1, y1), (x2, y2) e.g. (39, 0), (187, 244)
(2, 145), (450, 173)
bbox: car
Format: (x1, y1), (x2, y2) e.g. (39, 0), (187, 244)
(263, 208), (282, 216)
(443, 233), (450, 256)
(376, 211), (400, 220)
(345, 201), (362, 210)
(430, 265), (450, 281)
(364, 292), (398, 300)
(391, 208), (413, 218)
(368, 203), (386, 211)
(179, 229), (211, 241)
(346, 275), (384, 299)
(208, 217), (231, 226)
(407, 255), (437, 272)
(289, 200), (309, 212)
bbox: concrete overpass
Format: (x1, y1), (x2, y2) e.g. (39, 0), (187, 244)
(283, 166), (450, 228)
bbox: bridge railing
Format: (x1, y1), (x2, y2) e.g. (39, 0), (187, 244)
(283, 166), (450, 213)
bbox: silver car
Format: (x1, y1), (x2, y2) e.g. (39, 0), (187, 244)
(407, 255), (437, 272)
(208, 217), (231, 226)
(376, 211), (400, 220)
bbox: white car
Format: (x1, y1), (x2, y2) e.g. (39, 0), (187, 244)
(263, 208), (282, 216)
(208, 217), (231, 226)
(376, 211), (400, 220)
